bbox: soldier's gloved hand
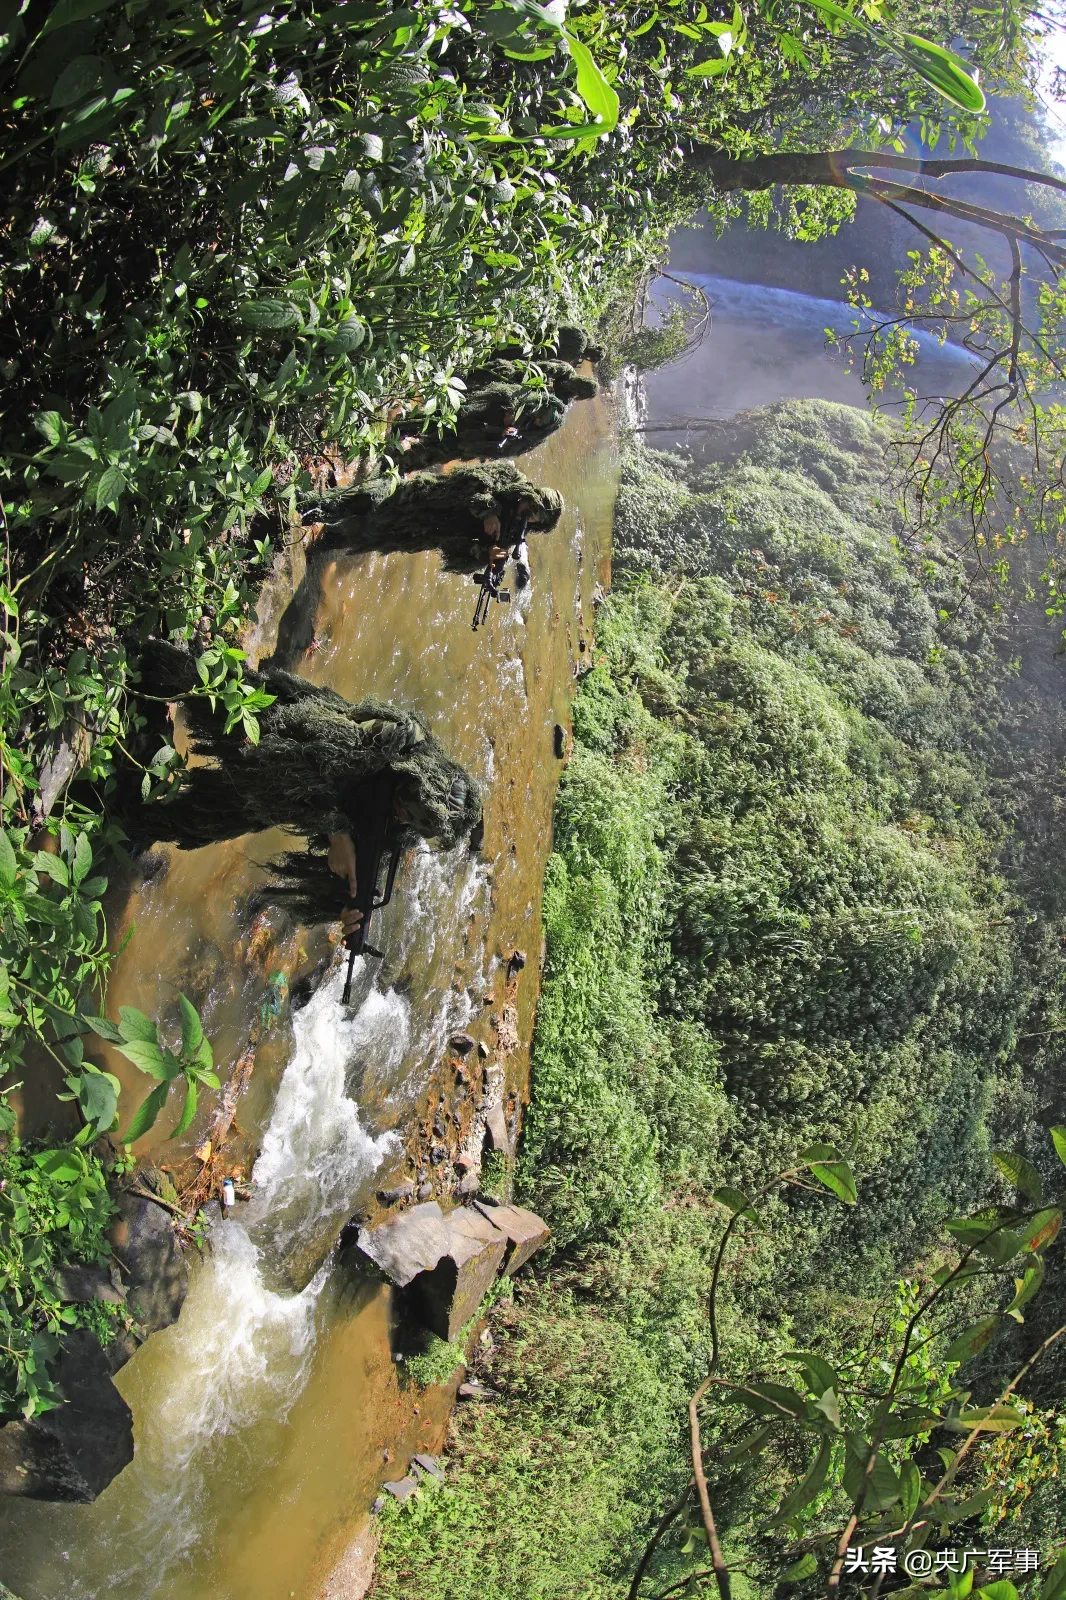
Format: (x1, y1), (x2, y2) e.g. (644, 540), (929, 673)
(327, 831), (358, 897)
(340, 906), (364, 938)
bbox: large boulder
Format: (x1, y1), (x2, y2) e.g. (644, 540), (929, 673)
(356, 1199), (549, 1342)
(107, 1186), (189, 1370)
(474, 1201), (550, 1275)
(0, 1330), (133, 1502)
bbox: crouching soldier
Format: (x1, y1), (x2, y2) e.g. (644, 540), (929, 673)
(400, 381), (566, 468)
(133, 640), (482, 945)
(302, 460), (562, 587)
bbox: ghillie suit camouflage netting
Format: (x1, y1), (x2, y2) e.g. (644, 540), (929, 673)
(400, 382), (566, 469)
(464, 358), (600, 405)
(134, 640), (481, 923)
(301, 461), (564, 568)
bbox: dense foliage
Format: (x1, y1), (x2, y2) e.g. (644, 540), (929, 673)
(374, 401), (1066, 1596)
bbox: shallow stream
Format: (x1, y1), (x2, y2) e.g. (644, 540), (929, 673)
(0, 394), (618, 1600)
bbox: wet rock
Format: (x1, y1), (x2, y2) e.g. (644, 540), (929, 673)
(474, 1201), (550, 1275)
(376, 1179), (416, 1206)
(417, 1182), (434, 1201)
(384, 1475), (419, 1502)
(107, 1188), (188, 1372)
(458, 1379), (497, 1400)
(370, 1496), (386, 1516)
(357, 1202), (452, 1286)
(456, 1173), (480, 1199)
(433, 1117), (446, 1138)
(449, 1032), (475, 1056)
(55, 1265), (125, 1307)
(0, 1331), (133, 1502)
(413, 1453), (444, 1481)
(477, 1041), (489, 1059)
(430, 1145), (447, 1165)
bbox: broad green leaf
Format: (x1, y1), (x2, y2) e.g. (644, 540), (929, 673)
(944, 1316), (1000, 1365)
(897, 35), (986, 114)
(992, 1150), (1044, 1205)
(768, 1436), (832, 1526)
(33, 1149), (82, 1182)
(813, 1387), (841, 1429)
(882, 1411), (942, 1438)
(781, 1553), (818, 1582)
(95, 465), (126, 511)
(805, 0), (871, 34)
(40, 0), (119, 35)
(842, 1434), (899, 1510)
(978, 1583), (1019, 1600)
(686, 57), (729, 76)
(122, 1082), (169, 1144)
(786, 1351), (838, 1396)
(722, 1422), (774, 1463)
(73, 1069), (119, 1132)
(799, 1142), (842, 1162)
(712, 1185), (758, 1220)
(83, 1014), (123, 1043)
(1037, 1553), (1066, 1600)
(1007, 1256), (1044, 1316)
(728, 1381), (808, 1419)
(72, 830), (92, 886)
(942, 1405), (1025, 1434)
(562, 31), (619, 132)
(33, 411), (63, 446)
(1051, 1126), (1066, 1169)
(237, 298), (302, 331)
(178, 994), (203, 1059)
(0, 830), (17, 890)
(33, 850), (68, 886)
(898, 1458), (921, 1521)
(1017, 1208), (1063, 1254)
(50, 56), (104, 109)
(807, 1159), (857, 1205)
(117, 1006), (157, 1044)
(327, 314), (367, 352)
(171, 1077), (198, 1139)
(114, 1038), (169, 1079)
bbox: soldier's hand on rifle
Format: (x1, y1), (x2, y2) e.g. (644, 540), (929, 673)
(327, 831), (358, 897)
(340, 905), (364, 938)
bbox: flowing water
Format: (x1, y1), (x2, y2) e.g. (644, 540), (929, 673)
(0, 394), (619, 1600)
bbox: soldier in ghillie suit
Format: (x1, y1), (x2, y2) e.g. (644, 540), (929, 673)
(463, 358), (599, 405)
(301, 461), (564, 577)
(399, 382), (566, 469)
(134, 639), (482, 933)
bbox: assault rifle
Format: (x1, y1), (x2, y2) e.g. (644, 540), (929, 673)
(341, 768), (404, 1005)
(471, 514), (528, 632)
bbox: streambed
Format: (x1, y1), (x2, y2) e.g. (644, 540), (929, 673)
(0, 394), (619, 1600)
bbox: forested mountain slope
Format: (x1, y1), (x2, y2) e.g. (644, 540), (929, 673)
(374, 399), (1066, 1598)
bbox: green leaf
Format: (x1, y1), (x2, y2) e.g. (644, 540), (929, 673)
(897, 35), (986, 114)
(562, 30), (619, 132)
(978, 1583), (1019, 1600)
(768, 1436), (832, 1527)
(944, 1316), (1000, 1365)
(686, 56), (729, 76)
(117, 1006), (156, 1044)
(882, 1411), (943, 1439)
(50, 56), (103, 109)
(40, 0), (119, 36)
(121, 1082), (169, 1144)
(72, 830), (92, 886)
(0, 830), (17, 890)
(992, 1150), (1044, 1205)
(178, 994), (203, 1059)
(1007, 1256), (1044, 1316)
(95, 465), (126, 511)
(83, 1014), (123, 1043)
(712, 1186), (759, 1220)
(1051, 1127), (1066, 1169)
(899, 1458), (921, 1522)
(807, 1159), (857, 1205)
(728, 1382), (808, 1419)
(798, 1142), (842, 1162)
(237, 298), (302, 331)
(842, 1434), (899, 1511)
(32, 1149), (82, 1182)
(1017, 1208), (1063, 1254)
(781, 1553), (818, 1582)
(327, 314), (367, 352)
(1037, 1552), (1066, 1600)
(942, 1405), (1026, 1434)
(787, 1350), (839, 1396)
(114, 1038), (169, 1079)
(171, 1077), (198, 1139)
(73, 1069), (119, 1132)
(33, 411), (63, 446)
(721, 1422), (774, 1463)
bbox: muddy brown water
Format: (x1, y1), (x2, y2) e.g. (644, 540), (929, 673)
(0, 394), (619, 1599)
